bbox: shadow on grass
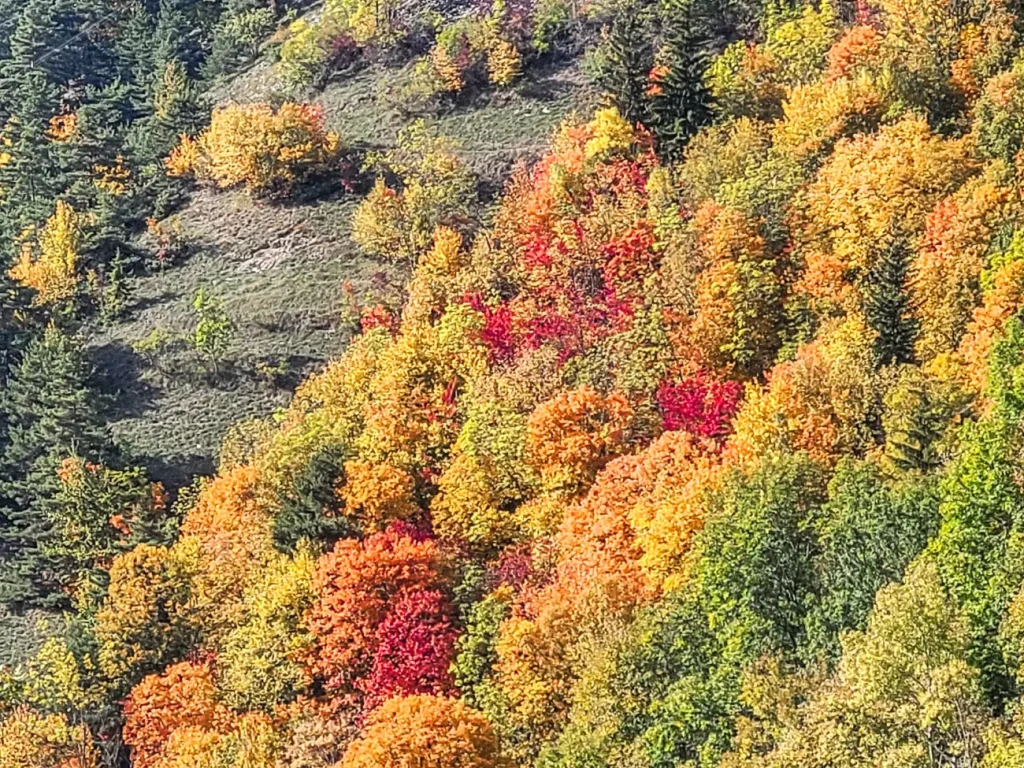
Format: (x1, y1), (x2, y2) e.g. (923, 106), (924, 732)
(90, 341), (162, 421)
(129, 291), (178, 316)
(517, 67), (580, 103)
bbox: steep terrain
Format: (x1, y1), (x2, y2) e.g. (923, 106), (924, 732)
(92, 52), (596, 485)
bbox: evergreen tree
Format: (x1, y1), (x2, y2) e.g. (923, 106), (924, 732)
(113, 1), (160, 115)
(0, 69), (67, 240)
(594, 2), (655, 127)
(273, 445), (355, 553)
(0, 0), (103, 242)
(152, 0), (223, 81)
(863, 241), (918, 367)
(1, 0), (96, 95)
(0, 324), (113, 609)
(0, 0), (25, 62)
(648, 0), (714, 162)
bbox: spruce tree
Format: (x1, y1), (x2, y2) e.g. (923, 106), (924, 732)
(273, 445), (355, 553)
(0, 324), (113, 609)
(648, 0), (714, 162)
(863, 241), (918, 368)
(152, 0), (222, 81)
(0, 69), (67, 240)
(0, 0), (100, 241)
(595, 2), (655, 128)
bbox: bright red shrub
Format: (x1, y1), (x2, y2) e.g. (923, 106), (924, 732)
(657, 375), (743, 438)
(305, 525), (449, 693)
(360, 589), (458, 708)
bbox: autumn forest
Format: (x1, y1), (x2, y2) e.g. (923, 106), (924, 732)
(4, 0), (1024, 766)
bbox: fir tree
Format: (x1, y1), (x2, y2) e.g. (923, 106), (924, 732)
(863, 241), (918, 367)
(0, 324), (114, 608)
(882, 370), (948, 472)
(0, 69), (68, 240)
(273, 445), (355, 553)
(648, 0), (714, 162)
(152, 0), (222, 81)
(113, 1), (158, 84)
(0, 0), (101, 241)
(595, 2), (655, 128)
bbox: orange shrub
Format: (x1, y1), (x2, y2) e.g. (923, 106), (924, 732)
(304, 527), (450, 692)
(340, 695), (501, 768)
(526, 387), (633, 494)
(122, 660), (229, 768)
(176, 465), (276, 643)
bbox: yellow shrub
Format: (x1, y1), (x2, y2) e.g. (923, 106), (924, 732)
(352, 121), (476, 263)
(584, 107), (635, 160)
(0, 706), (99, 768)
(8, 201), (83, 306)
(165, 134), (200, 178)
(166, 103), (341, 197)
(487, 37), (522, 86)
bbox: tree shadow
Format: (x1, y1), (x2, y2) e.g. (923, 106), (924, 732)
(128, 291), (178, 316)
(89, 341), (162, 421)
(516, 75), (577, 103)
(138, 453), (217, 495)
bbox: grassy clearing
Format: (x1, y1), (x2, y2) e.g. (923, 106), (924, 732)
(215, 54), (598, 182)
(89, 190), (404, 487)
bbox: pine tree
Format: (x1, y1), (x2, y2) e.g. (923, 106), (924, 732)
(648, 0), (714, 162)
(0, 69), (67, 240)
(595, 2), (655, 128)
(883, 370), (946, 472)
(0, 324), (114, 608)
(0, 0), (98, 242)
(111, 0), (162, 126)
(863, 241), (917, 367)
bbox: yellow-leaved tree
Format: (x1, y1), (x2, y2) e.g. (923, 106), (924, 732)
(8, 200), (83, 306)
(166, 103), (341, 197)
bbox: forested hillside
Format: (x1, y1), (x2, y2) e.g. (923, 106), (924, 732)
(7, 0), (1024, 766)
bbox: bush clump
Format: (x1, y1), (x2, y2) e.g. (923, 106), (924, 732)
(166, 102), (341, 197)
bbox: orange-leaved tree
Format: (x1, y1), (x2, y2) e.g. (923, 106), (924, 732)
(122, 659), (229, 768)
(340, 695), (502, 768)
(304, 525), (450, 694)
(526, 386), (633, 495)
(8, 200), (84, 306)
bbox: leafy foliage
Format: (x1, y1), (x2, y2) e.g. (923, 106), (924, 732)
(17, 1), (1024, 765)
(167, 103), (342, 197)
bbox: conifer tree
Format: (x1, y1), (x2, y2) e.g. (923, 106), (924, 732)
(152, 0), (222, 80)
(0, 69), (67, 239)
(0, 0), (98, 240)
(595, 2), (655, 128)
(0, 324), (114, 608)
(274, 445), (355, 553)
(648, 0), (714, 162)
(863, 241), (917, 367)
(113, 2), (160, 112)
